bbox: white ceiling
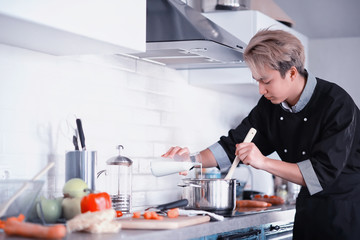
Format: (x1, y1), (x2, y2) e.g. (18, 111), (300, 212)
(274, 0), (360, 39)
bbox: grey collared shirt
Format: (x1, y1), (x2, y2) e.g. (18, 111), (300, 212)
(209, 70), (323, 195)
(281, 70), (317, 113)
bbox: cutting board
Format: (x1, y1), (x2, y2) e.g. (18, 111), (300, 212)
(117, 215), (210, 229)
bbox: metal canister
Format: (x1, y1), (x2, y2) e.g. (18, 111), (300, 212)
(65, 150), (97, 191)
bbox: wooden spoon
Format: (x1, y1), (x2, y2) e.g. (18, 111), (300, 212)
(224, 128), (257, 180)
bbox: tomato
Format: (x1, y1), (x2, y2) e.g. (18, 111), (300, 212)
(80, 192), (112, 213)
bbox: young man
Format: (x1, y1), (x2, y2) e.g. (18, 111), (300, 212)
(163, 29), (360, 239)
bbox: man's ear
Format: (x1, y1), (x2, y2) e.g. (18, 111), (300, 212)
(289, 66), (297, 81)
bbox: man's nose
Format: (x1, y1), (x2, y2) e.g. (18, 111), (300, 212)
(258, 82), (266, 95)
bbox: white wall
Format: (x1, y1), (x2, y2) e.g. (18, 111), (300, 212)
(0, 44), (260, 209)
(309, 37), (360, 105)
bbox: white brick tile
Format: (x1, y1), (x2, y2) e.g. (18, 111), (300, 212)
(130, 109), (162, 126)
(160, 112), (182, 127)
(146, 93), (174, 111)
(136, 59), (167, 79)
(131, 191), (146, 208)
(132, 174), (158, 191)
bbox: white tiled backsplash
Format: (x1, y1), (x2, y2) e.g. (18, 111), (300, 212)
(0, 44), (260, 208)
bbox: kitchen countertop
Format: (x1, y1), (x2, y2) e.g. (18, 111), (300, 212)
(0, 205), (296, 240)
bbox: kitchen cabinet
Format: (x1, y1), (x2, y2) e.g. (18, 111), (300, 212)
(0, 0), (146, 55)
(203, 10), (308, 51)
(184, 10), (308, 95)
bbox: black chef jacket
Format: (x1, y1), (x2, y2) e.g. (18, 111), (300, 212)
(217, 78), (360, 240)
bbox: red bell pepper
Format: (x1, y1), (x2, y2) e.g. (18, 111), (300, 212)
(80, 192), (112, 213)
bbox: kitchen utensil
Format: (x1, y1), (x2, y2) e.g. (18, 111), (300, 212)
(97, 145), (133, 213)
(0, 162), (54, 218)
(144, 199), (189, 212)
(180, 178), (237, 214)
(76, 118), (86, 150)
(72, 135), (79, 150)
(178, 209), (224, 221)
(117, 215), (210, 229)
(224, 128), (257, 180)
(65, 150), (97, 191)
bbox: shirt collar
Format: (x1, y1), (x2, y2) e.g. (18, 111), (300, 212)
(281, 70), (317, 113)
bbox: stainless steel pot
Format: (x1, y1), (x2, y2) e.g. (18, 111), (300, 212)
(179, 178), (237, 214)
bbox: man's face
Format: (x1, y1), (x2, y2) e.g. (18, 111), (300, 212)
(252, 67), (293, 105)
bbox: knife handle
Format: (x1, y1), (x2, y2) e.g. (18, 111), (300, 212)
(76, 119), (86, 150)
(157, 199), (189, 211)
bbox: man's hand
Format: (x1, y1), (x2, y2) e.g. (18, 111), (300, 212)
(235, 142), (267, 169)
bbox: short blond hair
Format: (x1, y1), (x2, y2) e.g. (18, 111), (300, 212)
(244, 29), (305, 78)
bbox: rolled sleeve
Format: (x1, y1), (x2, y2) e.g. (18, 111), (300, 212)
(297, 159), (323, 195)
(208, 142), (232, 172)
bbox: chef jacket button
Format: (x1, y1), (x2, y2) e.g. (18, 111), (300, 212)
(280, 117), (284, 120)
(304, 118), (308, 121)
(302, 151), (306, 155)
(284, 149), (288, 153)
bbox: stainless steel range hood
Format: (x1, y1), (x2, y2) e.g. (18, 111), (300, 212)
(130, 0), (247, 70)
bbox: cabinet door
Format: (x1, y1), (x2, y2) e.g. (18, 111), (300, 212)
(0, 0), (146, 55)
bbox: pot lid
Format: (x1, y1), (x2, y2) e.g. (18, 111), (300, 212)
(106, 145), (133, 166)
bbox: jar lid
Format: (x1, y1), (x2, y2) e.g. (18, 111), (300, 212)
(106, 145), (133, 166)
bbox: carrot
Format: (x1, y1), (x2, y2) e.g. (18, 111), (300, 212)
(5, 214), (25, 223)
(1, 214), (25, 230)
(150, 211), (159, 219)
(151, 212), (164, 220)
(132, 212), (141, 218)
(167, 208), (179, 218)
(3, 219), (66, 239)
(236, 200), (272, 208)
(253, 195), (285, 205)
(17, 214), (25, 222)
(143, 211), (152, 219)
(154, 215), (164, 220)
